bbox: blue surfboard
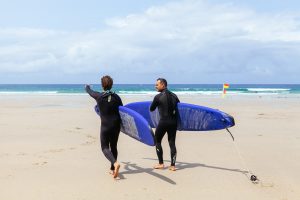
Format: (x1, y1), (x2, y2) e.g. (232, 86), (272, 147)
(125, 101), (235, 131)
(94, 105), (155, 146)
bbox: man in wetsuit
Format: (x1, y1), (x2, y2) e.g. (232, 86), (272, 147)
(85, 75), (123, 178)
(150, 78), (180, 171)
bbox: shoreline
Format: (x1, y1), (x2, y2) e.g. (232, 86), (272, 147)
(1, 92), (300, 97)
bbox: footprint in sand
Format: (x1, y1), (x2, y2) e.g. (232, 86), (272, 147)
(0, 174), (13, 179)
(33, 161), (48, 166)
(37, 155), (49, 159)
(0, 153), (10, 158)
(260, 182), (274, 188)
(65, 127), (83, 133)
(81, 140), (96, 146)
(80, 134), (97, 146)
(17, 152), (28, 156)
(41, 147), (77, 156)
(86, 134), (97, 140)
(43, 148), (65, 154)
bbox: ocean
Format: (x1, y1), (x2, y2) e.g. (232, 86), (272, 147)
(0, 84), (300, 96)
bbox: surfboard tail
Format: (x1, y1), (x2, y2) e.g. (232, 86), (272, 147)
(94, 105), (155, 146)
(221, 112), (235, 129)
(119, 106), (155, 146)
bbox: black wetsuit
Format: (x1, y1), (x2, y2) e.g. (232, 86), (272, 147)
(150, 88), (180, 166)
(86, 86), (123, 170)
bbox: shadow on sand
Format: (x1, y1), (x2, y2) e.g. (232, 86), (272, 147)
(144, 158), (248, 174)
(119, 161), (176, 185)
(118, 158), (248, 184)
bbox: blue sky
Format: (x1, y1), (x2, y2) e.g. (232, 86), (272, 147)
(0, 0), (299, 84)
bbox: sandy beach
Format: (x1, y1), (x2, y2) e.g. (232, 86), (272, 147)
(1, 94), (299, 200)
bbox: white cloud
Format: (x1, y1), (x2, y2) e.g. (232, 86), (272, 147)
(1, 0), (300, 83)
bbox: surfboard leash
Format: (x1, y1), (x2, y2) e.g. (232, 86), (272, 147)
(226, 128), (235, 141)
(226, 128), (259, 183)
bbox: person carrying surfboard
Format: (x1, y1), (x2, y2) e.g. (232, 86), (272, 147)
(85, 75), (123, 178)
(150, 78), (180, 171)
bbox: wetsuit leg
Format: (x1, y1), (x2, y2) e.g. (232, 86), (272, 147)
(155, 122), (167, 164)
(100, 126), (116, 167)
(109, 125), (120, 170)
(167, 126), (177, 166)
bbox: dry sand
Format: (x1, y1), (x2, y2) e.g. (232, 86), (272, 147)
(1, 94), (299, 200)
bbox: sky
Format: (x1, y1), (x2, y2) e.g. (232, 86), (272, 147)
(0, 0), (300, 84)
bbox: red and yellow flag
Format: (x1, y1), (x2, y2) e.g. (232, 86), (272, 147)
(223, 83), (229, 89)
(222, 83), (230, 96)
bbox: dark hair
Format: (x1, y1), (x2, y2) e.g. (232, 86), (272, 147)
(157, 78), (167, 87)
(101, 75), (113, 91)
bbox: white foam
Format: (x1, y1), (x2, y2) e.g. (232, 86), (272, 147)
(0, 91), (86, 96)
(118, 91), (158, 95)
(247, 88), (290, 92)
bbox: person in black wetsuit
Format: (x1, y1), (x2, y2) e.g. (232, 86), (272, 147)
(85, 75), (123, 178)
(150, 78), (180, 171)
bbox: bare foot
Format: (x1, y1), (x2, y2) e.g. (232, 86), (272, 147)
(169, 166), (176, 171)
(153, 163), (164, 169)
(113, 162), (120, 178)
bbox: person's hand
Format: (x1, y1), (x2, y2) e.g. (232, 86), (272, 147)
(85, 84), (91, 91)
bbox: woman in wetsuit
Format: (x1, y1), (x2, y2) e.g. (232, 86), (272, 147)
(85, 75), (123, 178)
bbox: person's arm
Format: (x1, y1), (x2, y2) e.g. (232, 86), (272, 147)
(176, 94), (180, 103)
(85, 85), (100, 100)
(116, 94), (123, 106)
(171, 92), (180, 104)
(150, 95), (159, 111)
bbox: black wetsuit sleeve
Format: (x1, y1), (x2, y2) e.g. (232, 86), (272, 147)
(150, 95), (159, 111)
(85, 85), (101, 100)
(116, 94), (123, 106)
(175, 94), (180, 103)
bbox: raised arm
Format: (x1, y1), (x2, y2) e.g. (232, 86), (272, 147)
(85, 85), (100, 100)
